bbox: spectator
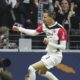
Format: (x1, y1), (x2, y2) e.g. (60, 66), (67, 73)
(0, 0), (12, 28)
(54, 0), (80, 49)
(0, 26), (9, 48)
(55, 0), (78, 33)
(0, 26), (17, 49)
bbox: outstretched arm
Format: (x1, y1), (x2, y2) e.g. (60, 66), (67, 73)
(12, 24), (40, 36)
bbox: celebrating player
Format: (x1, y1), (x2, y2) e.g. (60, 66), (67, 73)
(13, 9), (67, 80)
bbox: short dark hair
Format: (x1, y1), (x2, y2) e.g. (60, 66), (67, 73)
(43, 9), (56, 19)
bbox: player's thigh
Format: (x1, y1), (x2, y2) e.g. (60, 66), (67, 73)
(31, 60), (48, 71)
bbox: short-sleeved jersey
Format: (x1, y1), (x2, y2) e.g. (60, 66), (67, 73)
(36, 22), (67, 54)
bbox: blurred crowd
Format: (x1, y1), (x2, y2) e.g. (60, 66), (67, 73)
(0, 0), (80, 49)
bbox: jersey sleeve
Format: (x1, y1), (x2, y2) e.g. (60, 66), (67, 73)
(36, 24), (43, 33)
(58, 28), (68, 41)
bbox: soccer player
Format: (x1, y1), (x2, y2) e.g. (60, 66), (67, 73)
(13, 9), (67, 80)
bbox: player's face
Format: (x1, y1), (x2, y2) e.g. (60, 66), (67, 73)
(43, 13), (52, 25)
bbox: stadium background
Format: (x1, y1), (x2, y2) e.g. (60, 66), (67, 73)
(0, 51), (80, 80)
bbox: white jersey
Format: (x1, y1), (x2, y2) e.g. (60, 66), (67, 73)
(36, 22), (67, 54)
(15, 22), (67, 69)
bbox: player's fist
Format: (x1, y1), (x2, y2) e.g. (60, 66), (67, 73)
(12, 25), (19, 31)
(43, 37), (49, 45)
(12, 23), (22, 31)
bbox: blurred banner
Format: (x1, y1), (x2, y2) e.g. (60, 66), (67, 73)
(0, 52), (80, 80)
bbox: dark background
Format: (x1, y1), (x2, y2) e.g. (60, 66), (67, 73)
(0, 52), (80, 80)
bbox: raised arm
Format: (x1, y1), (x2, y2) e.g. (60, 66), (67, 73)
(12, 23), (43, 36)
